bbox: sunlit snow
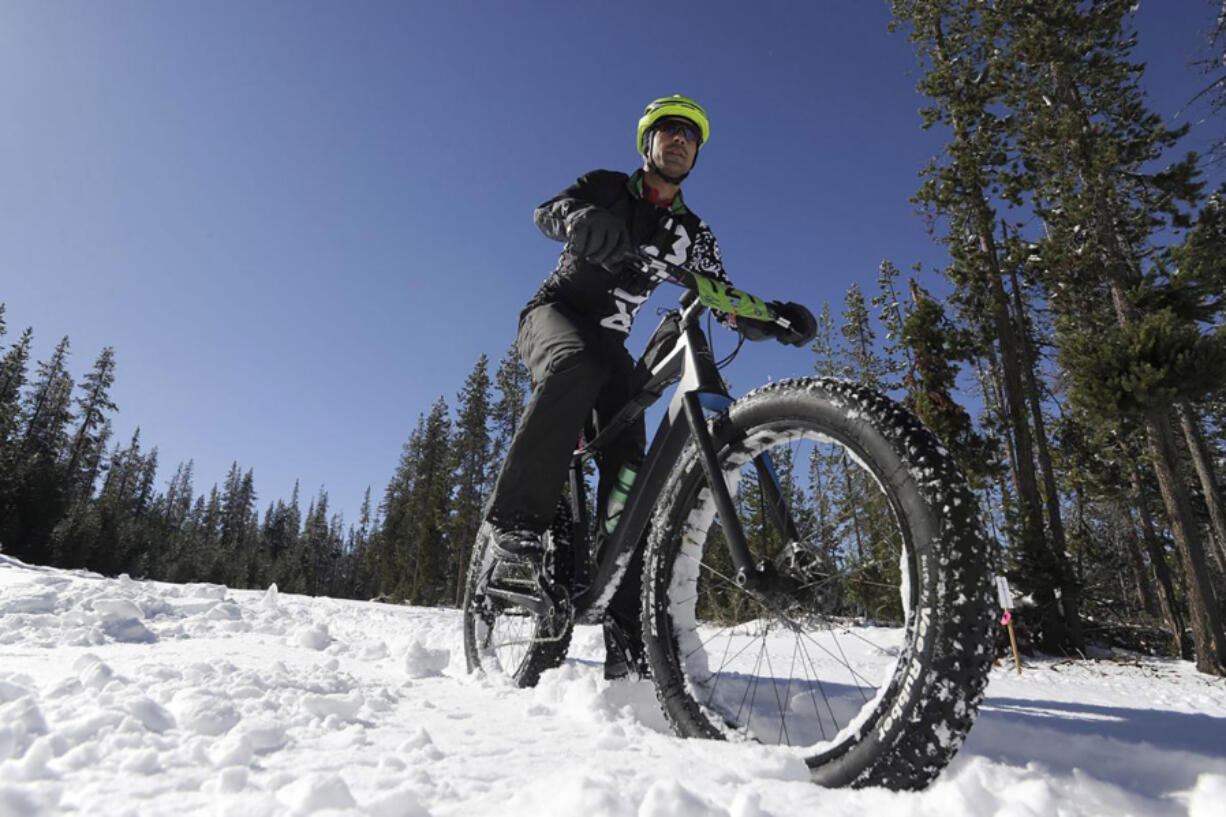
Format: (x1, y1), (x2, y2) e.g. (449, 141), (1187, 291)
(2, 555), (1225, 816)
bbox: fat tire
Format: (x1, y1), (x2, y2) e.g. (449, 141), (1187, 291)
(462, 499), (574, 687)
(641, 377), (995, 790)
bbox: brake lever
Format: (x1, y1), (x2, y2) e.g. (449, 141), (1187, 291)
(634, 251), (686, 285)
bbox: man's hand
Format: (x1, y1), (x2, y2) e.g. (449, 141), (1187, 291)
(736, 301), (817, 346)
(565, 208), (632, 266)
(770, 301), (817, 347)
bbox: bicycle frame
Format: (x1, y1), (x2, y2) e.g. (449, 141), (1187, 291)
(564, 294), (796, 626)
(478, 257), (801, 626)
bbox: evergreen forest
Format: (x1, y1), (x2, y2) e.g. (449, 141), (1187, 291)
(3, 1), (1226, 676)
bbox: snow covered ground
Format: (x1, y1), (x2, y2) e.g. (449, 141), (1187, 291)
(1, 555), (1224, 817)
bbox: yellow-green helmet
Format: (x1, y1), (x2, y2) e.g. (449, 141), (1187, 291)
(637, 94), (710, 155)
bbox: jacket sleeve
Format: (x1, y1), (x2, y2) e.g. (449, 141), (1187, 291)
(533, 170), (623, 242)
(689, 221), (744, 328)
(690, 221), (730, 285)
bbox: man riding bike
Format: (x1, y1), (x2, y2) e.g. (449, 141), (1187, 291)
(483, 94), (817, 678)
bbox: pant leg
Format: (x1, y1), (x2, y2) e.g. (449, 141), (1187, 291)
(589, 344), (649, 662)
(591, 355), (648, 526)
(485, 303), (612, 534)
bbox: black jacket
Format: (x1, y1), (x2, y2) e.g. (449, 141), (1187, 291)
(525, 169), (729, 337)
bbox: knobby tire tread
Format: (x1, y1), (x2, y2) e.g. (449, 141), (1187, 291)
(641, 377), (996, 790)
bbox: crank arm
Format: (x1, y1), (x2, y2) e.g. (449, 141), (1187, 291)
(482, 585), (553, 618)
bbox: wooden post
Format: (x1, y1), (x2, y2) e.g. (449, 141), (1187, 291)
(1003, 610), (1022, 674)
(996, 576), (1022, 673)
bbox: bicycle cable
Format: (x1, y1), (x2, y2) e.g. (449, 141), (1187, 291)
(710, 311), (746, 370)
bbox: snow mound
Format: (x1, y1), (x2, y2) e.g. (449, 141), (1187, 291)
(403, 639), (449, 678)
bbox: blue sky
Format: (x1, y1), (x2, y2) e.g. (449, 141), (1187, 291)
(2, 1), (1223, 527)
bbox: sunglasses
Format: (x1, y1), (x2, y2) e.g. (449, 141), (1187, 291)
(655, 119), (701, 144)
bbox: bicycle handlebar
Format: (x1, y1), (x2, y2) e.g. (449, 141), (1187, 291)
(631, 252), (794, 332)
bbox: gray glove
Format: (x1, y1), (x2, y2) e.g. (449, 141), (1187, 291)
(737, 301), (817, 347)
(566, 208), (632, 266)
(770, 301), (817, 347)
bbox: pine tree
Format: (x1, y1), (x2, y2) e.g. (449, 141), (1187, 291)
(376, 418), (424, 600)
(376, 400), (455, 604)
(808, 303), (839, 379)
(63, 347), (117, 501)
(0, 326), (33, 550)
(159, 460), (196, 577)
(405, 398), (453, 604)
(1005, 0), (1225, 674)
(21, 336), (74, 459)
(490, 342), (530, 471)
(347, 486), (375, 599)
(196, 484), (225, 581)
(96, 430), (151, 574)
(296, 488), (333, 596)
(1190, 1), (1226, 160)
(872, 260), (917, 385)
(5, 336), (74, 561)
(1167, 191), (1226, 572)
(166, 461), (195, 535)
(900, 280), (995, 484)
(891, 0), (1081, 653)
(839, 283), (890, 388)
(0, 328), (32, 445)
(448, 355), (493, 604)
(270, 481), (304, 590)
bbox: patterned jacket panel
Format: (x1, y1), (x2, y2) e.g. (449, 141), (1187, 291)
(525, 169), (728, 337)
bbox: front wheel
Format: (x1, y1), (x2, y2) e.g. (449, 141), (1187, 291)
(642, 378), (995, 790)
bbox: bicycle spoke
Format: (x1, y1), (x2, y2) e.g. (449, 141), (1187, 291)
(735, 639), (768, 737)
(795, 633), (836, 739)
(760, 641), (790, 746)
(685, 616), (764, 663)
(797, 628), (877, 694)
(838, 625), (901, 655)
(657, 422), (924, 754)
(644, 380), (993, 787)
(703, 629), (738, 707)
(777, 637), (801, 745)
(698, 621), (767, 683)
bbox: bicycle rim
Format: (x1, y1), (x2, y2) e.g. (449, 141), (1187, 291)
(665, 421), (916, 753)
(473, 560), (553, 676)
(464, 517), (574, 687)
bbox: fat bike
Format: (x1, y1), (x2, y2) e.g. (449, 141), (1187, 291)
(462, 255), (995, 790)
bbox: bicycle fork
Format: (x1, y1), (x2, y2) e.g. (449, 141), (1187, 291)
(681, 391), (800, 593)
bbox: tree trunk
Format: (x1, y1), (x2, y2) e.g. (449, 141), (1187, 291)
(1009, 260), (1084, 650)
(1098, 262), (1226, 674)
(1142, 406), (1226, 674)
(1176, 402), (1226, 577)
(1128, 461), (1187, 658)
(926, 18), (1061, 649)
(977, 351), (1019, 531)
(1118, 502), (1157, 617)
(975, 209), (1056, 648)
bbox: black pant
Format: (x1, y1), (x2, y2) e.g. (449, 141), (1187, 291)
(486, 301), (650, 662)
(487, 301), (646, 534)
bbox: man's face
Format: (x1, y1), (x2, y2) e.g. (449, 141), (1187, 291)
(648, 117), (699, 178)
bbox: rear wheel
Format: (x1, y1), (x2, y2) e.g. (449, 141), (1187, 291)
(642, 377), (995, 789)
(462, 500), (575, 687)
